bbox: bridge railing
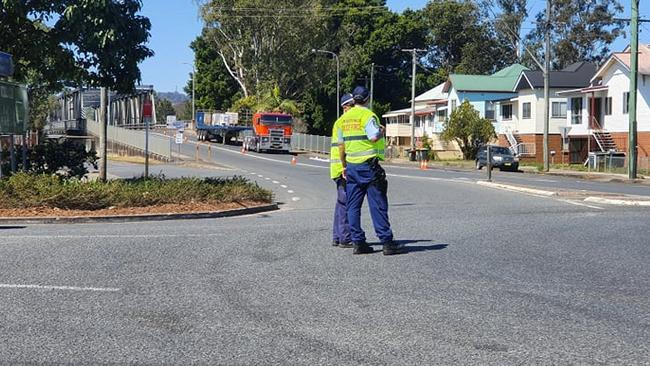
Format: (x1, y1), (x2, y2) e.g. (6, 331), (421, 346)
(86, 118), (172, 160)
(291, 133), (331, 155)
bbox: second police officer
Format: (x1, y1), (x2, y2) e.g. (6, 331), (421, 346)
(330, 93), (355, 248)
(337, 86), (405, 255)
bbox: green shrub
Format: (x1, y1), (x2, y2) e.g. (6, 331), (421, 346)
(0, 173), (273, 210)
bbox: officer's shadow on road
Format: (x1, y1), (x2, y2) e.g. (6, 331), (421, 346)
(371, 240), (449, 253)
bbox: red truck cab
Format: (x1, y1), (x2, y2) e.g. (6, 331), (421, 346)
(247, 112), (293, 152)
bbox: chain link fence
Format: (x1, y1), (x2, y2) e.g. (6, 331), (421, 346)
(588, 154), (650, 175)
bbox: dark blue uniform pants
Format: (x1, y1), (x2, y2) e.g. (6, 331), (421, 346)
(345, 158), (393, 244)
(333, 178), (351, 244)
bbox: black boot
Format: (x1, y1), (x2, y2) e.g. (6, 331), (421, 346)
(382, 241), (405, 256)
(353, 243), (374, 255)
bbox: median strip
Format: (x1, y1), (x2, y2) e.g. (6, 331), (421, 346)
(584, 196), (650, 206)
(476, 181), (558, 196)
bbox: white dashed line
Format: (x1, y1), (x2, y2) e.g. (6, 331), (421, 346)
(287, 190), (294, 193)
(0, 284), (121, 292)
(272, 181), (280, 184)
(291, 197), (301, 201)
(250, 173), (257, 175)
(257, 175), (263, 178)
(280, 185), (288, 188)
(265, 177), (270, 180)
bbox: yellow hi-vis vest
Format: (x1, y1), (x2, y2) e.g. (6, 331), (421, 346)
(330, 117), (344, 179)
(340, 106), (385, 164)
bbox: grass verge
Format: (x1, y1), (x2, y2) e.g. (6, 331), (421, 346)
(0, 173), (273, 211)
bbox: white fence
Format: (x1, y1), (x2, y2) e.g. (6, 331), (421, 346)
(86, 119), (172, 160)
(291, 133), (331, 155)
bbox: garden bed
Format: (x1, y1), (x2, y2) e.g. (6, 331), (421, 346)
(0, 173), (273, 218)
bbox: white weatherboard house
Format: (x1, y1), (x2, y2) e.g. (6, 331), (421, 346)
(383, 83), (460, 157)
(558, 44), (650, 164)
(496, 62), (597, 163)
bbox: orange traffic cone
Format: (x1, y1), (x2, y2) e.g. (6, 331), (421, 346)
(291, 155), (297, 166)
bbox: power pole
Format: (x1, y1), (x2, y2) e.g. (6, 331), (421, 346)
(370, 62), (375, 111)
(629, 0), (639, 179)
(402, 49), (426, 157)
(543, 0), (551, 172)
(99, 87), (108, 182)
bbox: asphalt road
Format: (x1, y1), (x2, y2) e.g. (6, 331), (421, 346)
(1, 141), (649, 365)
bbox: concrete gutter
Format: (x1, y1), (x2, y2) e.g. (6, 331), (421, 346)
(0, 203), (278, 225)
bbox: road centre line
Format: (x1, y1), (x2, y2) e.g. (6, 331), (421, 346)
(280, 185), (288, 188)
(0, 284), (121, 292)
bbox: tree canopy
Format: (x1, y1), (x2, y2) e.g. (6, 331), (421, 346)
(1, 0), (153, 128)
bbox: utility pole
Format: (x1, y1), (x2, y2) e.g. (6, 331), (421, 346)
(629, 0), (639, 179)
(370, 62), (375, 110)
(543, 0), (552, 172)
(403, 48), (426, 157)
(99, 87), (108, 182)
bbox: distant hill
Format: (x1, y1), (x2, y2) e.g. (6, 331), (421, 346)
(157, 91), (188, 104)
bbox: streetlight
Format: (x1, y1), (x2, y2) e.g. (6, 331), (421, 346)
(311, 49), (340, 119)
(182, 62), (196, 123)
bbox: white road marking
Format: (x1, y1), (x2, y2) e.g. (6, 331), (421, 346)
(257, 175), (263, 178)
(291, 197), (301, 201)
(534, 179), (558, 183)
(0, 284), (121, 292)
(198, 143), (328, 169)
(272, 181), (280, 184)
(265, 177), (270, 180)
(309, 157), (330, 162)
(250, 173), (257, 175)
(287, 190), (294, 193)
(557, 199), (605, 210)
(280, 185), (288, 188)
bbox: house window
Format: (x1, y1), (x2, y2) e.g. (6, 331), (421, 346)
(623, 92), (630, 114)
(571, 97), (582, 125)
(451, 99), (457, 112)
(522, 102), (531, 119)
(605, 97), (612, 115)
(485, 102), (495, 120)
(436, 108), (447, 122)
(501, 104), (512, 120)
(552, 102), (567, 118)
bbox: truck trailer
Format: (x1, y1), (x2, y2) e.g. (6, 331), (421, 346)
(195, 111), (250, 144)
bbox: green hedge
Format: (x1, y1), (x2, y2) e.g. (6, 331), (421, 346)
(0, 173), (273, 210)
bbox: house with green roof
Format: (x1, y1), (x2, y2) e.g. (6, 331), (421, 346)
(443, 64), (528, 132)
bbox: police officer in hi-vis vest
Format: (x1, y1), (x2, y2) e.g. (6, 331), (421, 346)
(330, 93), (355, 248)
(337, 86), (405, 255)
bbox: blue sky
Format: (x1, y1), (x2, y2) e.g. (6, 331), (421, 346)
(138, 1), (649, 93)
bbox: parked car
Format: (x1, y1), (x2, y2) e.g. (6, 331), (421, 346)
(476, 145), (519, 171)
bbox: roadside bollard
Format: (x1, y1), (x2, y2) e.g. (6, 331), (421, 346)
(195, 143), (199, 162)
(487, 144), (492, 182)
(208, 145), (212, 162)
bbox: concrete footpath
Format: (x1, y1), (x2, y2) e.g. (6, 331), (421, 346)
(384, 157), (649, 185)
